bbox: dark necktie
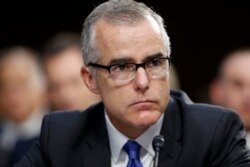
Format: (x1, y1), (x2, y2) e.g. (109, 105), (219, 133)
(123, 140), (143, 167)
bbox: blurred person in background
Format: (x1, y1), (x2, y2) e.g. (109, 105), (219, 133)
(169, 64), (181, 90)
(0, 46), (47, 166)
(42, 32), (100, 111)
(209, 47), (250, 146)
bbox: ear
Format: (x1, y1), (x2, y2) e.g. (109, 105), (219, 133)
(209, 79), (223, 105)
(80, 66), (100, 95)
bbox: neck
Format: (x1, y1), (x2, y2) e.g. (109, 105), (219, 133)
(120, 125), (148, 139)
(111, 119), (150, 139)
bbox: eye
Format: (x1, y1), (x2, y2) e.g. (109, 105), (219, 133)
(111, 63), (135, 72)
(147, 59), (163, 67)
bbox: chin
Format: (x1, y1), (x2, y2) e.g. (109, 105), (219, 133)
(136, 112), (160, 127)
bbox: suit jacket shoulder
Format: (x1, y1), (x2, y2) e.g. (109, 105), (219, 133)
(160, 90), (250, 167)
(15, 103), (111, 167)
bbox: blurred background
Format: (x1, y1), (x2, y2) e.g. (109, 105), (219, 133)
(1, 0), (250, 102)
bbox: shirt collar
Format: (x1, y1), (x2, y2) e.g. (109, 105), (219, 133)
(105, 110), (164, 163)
(105, 111), (128, 163)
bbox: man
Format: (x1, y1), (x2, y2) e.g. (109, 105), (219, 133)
(42, 32), (100, 111)
(15, 0), (250, 166)
(209, 48), (250, 146)
(0, 47), (47, 166)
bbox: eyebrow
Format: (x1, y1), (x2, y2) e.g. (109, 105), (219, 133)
(109, 52), (165, 65)
(109, 57), (134, 65)
(142, 53), (165, 62)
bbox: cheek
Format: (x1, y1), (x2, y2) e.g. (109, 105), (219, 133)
(101, 86), (130, 107)
(97, 74), (129, 98)
(154, 80), (170, 98)
(223, 94), (241, 110)
(223, 89), (240, 103)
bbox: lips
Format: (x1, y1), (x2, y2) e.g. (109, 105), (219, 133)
(130, 99), (157, 106)
(133, 100), (153, 104)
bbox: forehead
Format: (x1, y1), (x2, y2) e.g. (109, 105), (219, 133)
(45, 50), (83, 81)
(94, 17), (164, 64)
(222, 53), (250, 81)
(45, 47), (83, 66)
(0, 56), (34, 84)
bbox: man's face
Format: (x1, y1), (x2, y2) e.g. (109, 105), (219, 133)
(45, 47), (100, 111)
(0, 56), (41, 123)
(87, 18), (170, 138)
(219, 54), (250, 130)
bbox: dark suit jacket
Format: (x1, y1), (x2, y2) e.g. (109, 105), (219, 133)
(9, 137), (39, 167)
(0, 123), (38, 167)
(15, 90), (250, 167)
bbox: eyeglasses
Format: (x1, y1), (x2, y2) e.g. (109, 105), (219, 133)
(88, 56), (171, 85)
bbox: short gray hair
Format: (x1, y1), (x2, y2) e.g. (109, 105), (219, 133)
(81, 0), (171, 65)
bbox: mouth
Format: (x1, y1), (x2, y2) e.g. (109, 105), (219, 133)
(133, 100), (154, 104)
(129, 99), (157, 108)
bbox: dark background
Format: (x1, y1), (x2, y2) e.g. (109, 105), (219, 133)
(1, 0), (250, 102)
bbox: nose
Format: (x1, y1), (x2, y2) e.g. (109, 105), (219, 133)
(133, 67), (149, 92)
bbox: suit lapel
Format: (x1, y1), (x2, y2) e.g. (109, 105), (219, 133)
(158, 97), (182, 167)
(83, 134), (111, 167)
(80, 104), (111, 167)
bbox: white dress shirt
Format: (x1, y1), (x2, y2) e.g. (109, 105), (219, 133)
(105, 111), (164, 167)
(246, 132), (250, 147)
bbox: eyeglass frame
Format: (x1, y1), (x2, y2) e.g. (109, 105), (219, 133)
(87, 56), (171, 82)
